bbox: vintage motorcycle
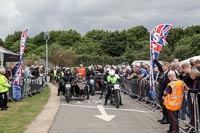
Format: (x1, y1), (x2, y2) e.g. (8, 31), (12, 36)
(109, 83), (121, 108)
(64, 79), (89, 103)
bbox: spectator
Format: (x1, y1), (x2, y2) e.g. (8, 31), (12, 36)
(5, 67), (13, 81)
(188, 69), (200, 129)
(12, 63), (18, 77)
(153, 58), (170, 124)
(190, 59), (196, 69)
(136, 64), (147, 80)
(195, 59), (200, 71)
(23, 65), (32, 78)
(181, 63), (193, 88)
(0, 67), (11, 110)
(32, 66), (40, 78)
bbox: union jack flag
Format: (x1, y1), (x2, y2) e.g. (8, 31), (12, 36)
(149, 24), (172, 100)
(150, 24), (172, 58)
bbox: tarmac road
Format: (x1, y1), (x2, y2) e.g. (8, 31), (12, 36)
(49, 91), (169, 133)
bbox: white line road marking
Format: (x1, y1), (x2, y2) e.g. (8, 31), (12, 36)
(88, 100), (91, 104)
(77, 101), (81, 104)
(95, 105), (116, 122)
(60, 103), (151, 113)
(92, 100), (104, 104)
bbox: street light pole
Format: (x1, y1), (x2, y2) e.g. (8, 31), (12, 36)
(44, 31), (50, 83)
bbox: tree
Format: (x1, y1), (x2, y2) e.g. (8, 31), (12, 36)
(167, 27), (184, 51)
(48, 43), (78, 66)
(173, 37), (193, 60)
(101, 31), (127, 57)
(85, 30), (108, 42)
(57, 30), (81, 46)
(4, 31), (21, 49)
(0, 38), (3, 46)
(31, 32), (45, 46)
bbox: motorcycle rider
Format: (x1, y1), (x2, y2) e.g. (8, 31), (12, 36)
(104, 69), (123, 105)
(99, 68), (110, 99)
(57, 68), (72, 96)
(57, 68), (65, 96)
(86, 66), (95, 81)
(86, 66), (96, 95)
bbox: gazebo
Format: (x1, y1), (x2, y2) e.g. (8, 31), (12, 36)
(0, 46), (20, 66)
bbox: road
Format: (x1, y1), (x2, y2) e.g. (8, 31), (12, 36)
(49, 91), (168, 133)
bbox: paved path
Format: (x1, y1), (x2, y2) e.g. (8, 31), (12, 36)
(24, 83), (60, 133)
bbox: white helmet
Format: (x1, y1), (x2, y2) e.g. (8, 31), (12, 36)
(65, 67), (70, 71)
(109, 69), (115, 76)
(106, 68), (110, 72)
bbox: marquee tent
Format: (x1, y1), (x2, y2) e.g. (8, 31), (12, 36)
(181, 55), (200, 64)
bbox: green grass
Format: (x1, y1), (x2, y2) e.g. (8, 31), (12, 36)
(0, 88), (50, 133)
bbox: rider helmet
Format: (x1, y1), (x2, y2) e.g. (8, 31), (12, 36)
(106, 68), (110, 72)
(109, 69), (115, 77)
(65, 67), (70, 71)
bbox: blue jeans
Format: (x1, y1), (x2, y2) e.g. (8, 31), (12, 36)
(179, 96), (187, 120)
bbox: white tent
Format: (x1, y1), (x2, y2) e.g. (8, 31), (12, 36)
(180, 55), (200, 64)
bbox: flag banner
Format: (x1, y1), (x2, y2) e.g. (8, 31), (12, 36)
(12, 28), (28, 100)
(149, 24), (172, 100)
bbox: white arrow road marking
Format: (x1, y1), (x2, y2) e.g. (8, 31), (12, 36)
(95, 105), (116, 122)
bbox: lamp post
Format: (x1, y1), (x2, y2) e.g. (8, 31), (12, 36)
(44, 31), (50, 82)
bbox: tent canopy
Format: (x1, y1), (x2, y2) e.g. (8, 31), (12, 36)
(0, 46), (20, 62)
(181, 55), (200, 64)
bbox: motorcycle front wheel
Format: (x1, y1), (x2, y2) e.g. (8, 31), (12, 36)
(65, 88), (70, 103)
(115, 90), (120, 108)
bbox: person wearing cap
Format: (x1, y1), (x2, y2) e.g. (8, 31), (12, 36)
(0, 68), (11, 110)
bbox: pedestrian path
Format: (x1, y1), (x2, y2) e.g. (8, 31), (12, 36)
(24, 83), (60, 133)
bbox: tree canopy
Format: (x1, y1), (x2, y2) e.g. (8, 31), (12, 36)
(2, 25), (200, 66)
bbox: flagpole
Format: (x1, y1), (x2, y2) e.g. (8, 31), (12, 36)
(150, 33), (155, 100)
(44, 32), (50, 83)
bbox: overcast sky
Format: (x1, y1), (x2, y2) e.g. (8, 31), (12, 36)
(0, 0), (200, 40)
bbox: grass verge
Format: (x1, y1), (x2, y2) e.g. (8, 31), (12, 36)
(0, 88), (50, 133)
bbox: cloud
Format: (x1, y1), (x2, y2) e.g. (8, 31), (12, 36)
(0, 0), (200, 39)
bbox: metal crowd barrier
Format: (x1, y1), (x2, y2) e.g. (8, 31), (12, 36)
(8, 75), (47, 100)
(120, 77), (200, 132)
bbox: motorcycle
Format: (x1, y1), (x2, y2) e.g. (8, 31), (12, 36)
(88, 75), (96, 96)
(63, 79), (90, 103)
(109, 83), (121, 108)
(64, 81), (72, 103)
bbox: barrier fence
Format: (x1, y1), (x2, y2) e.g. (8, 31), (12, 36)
(120, 77), (200, 133)
(8, 75), (47, 101)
